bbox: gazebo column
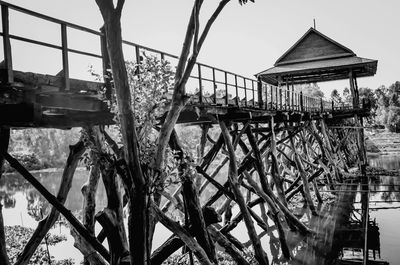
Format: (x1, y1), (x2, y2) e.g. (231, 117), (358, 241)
(349, 69), (369, 264)
(257, 77), (263, 109)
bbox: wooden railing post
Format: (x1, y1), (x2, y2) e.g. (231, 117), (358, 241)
(100, 26), (112, 100)
(300, 91), (304, 112)
(291, 83), (294, 110)
(1, 5), (13, 84)
(320, 98), (323, 112)
(135, 45), (141, 76)
(252, 80), (255, 108)
(224, 71), (228, 105)
(234, 74), (239, 106)
(264, 83), (268, 110)
(270, 85), (273, 110)
(198, 64), (203, 104)
(243, 78), (247, 107)
(61, 23), (70, 91)
(212, 68), (217, 104)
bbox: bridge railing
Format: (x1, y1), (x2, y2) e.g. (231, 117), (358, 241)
(0, 0), (362, 114)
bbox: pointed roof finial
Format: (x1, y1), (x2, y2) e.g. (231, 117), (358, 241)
(313, 18), (316, 29)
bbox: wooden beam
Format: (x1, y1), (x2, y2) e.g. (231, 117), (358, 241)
(1, 151), (110, 261)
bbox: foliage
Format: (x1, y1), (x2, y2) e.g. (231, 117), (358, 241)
(5, 225), (71, 265)
(2, 151), (43, 173)
(127, 54), (175, 167)
(298, 83), (324, 98)
(162, 250), (258, 265)
(102, 54), (180, 190)
(373, 81), (400, 132)
(7, 128), (81, 169)
(330, 81), (400, 131)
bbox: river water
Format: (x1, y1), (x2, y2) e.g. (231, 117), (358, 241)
(366, 154), (400, 265)
(1, 154), (400, 264)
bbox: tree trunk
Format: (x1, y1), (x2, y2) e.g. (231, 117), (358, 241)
(95, 2), (148, 263)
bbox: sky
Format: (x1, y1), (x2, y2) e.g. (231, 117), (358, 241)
(3, 0), (400, 97)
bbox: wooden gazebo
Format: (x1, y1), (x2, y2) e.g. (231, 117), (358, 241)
(255, 27), (377, 100)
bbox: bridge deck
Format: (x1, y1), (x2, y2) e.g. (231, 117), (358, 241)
(0, 1), (370, 128)
(0, 69), (370, 128)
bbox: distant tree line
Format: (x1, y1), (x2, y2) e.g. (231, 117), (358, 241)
(331, 81), (400, 132)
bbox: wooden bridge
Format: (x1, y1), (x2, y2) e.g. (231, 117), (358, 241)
(0, 1), (373, 129)
(0, 1), (380, 265)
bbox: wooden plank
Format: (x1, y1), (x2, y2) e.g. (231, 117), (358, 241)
(13, 70), (103, 93)
(36, 93), (105, 112)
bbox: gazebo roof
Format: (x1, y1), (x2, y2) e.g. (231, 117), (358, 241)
(255, 28), (377, 86)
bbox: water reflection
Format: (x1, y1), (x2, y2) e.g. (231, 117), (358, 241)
(0, 169), (108, 223)
(1, 154), (399, 264)
(369, 154), (400, 170)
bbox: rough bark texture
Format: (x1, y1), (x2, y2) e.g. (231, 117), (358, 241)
(71, 227), (108, 265)
(151, 202), (213, 265)
(182, 175), (217, 262)
(95, 1), (148, 264)
(219, 120), (269, 265)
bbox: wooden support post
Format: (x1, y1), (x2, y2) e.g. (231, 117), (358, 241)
(219, 120), (269, 265)
(182, 173), (217, 263)
(97, 156), (128, 264)
(268, 117), (288, 206)
(289, 133), (317, 215)
(208, 226), (250, 265)
(16, 140), (85, 265)
(151, 206), (222, 265)
(1, 151), (110, 261)
(1, 5), (13, 84)
(151, 202), (213, 265)
(0, 127), (10, 265)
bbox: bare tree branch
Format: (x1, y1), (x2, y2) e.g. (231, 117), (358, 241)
(178, 0), (231, 89)
(193, 0), (201, 53)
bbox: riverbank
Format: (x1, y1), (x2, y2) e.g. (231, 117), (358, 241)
(366, 130), (400, 155)
(5, 225), (73, 265)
